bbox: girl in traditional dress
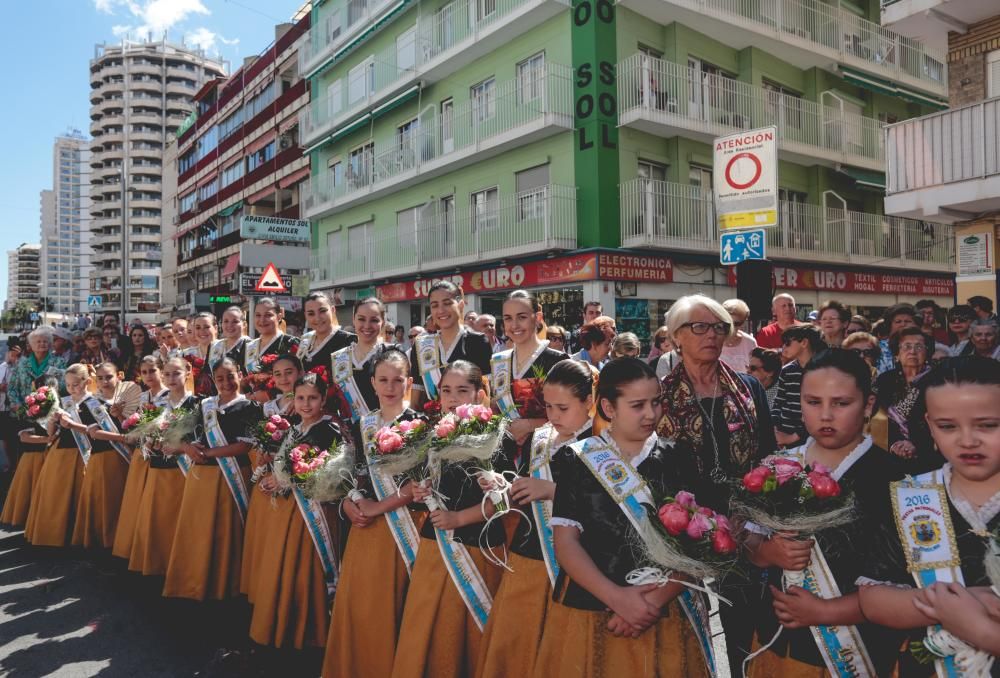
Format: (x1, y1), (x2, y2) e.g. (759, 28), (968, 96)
(325, 349), (423, 678)
(534, 357), (713, 678)
(23, 365), (91, 546)
(408, 281), (492, 410)
(185, 312), (219, 397)
(110, 355), (169, 560)
(476, 359), (593, 678)
(1, 419), (56, 528)
(744, 349), (906, 677)
(68, 362), (133, 549)
(858, 356), (1000, 677)
(391, 360), (505, 678)
(245, 298), (300, 400)
(129, 356), (198, 576)
(210, 306), (250, 372)
(490, 290), (568, 452)
(300, 291), (355, 376)
(247, 372), (343, 650)
(242, 353), (302, 601)
(329, 297), (398, 425)
(162, 357), (262, 601)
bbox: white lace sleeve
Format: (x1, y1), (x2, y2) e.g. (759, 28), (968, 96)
(551, 517), (583, 533)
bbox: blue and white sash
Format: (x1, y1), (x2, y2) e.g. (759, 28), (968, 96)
(84, 397), (132, 464)
(201, 397), (250, 522)
(291, 484), (340, 596)
(297, 330), (320, 360)
(360, 411), (421, 574)
(331, 346), (371, 423)
(162, 392), (192, 476)
(414, 333), (443, 399)
(244, 333), (283, 374)
(434, 523), (493, 631)
(528, 423), (563, 588)
(892, 468), (972, 678)
(62, 395), (92, 466)
(208, 339), (228, 370)
(572, 434), (717, 677)
(490, 341), (549, 419)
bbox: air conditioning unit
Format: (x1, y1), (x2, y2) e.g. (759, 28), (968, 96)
(278, 134), (293, 150)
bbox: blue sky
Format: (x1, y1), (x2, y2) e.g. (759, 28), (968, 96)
(0, 0), (306, 306)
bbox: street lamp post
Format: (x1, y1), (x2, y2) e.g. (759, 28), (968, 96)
(120, 167), (128, 331)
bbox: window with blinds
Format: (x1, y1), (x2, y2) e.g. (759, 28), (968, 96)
(988, 50), (1000, 99)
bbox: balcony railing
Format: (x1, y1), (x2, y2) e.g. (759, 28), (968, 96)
(620, 178), (953, 269)
(618, 54), (885, 167)
(645, 0), (945, 91)
(300, 0), (568, 145)
(298, 0), (401, 76)
(313, 184), (577, 284)
(304, 64), (574, 216)
(886, 97), (1000, 194)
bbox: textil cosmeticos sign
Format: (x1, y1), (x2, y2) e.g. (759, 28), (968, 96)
(375, 253), (675, 302)
(727, 265), (955, 297)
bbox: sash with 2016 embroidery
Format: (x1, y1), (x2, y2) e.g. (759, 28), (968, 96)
(201, 397), (250, 521)
(331, 346), (370, 423)
(415, 333), (443, 400)
(360, 411), (420, 574)
(490, 349), (519, 419)
(62, 395), (92, 466)
(893, 469), (968, 678)
(84, 397), (132, 464)
(571, 435), (717, 677)
(244, 338), (263, 373)
(529, 423), (561, 587)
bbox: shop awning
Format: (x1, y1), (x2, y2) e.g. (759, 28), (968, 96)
(217, 200), (243, 218)
(838, 66), (947, 109)
(372, 85), (420, 120)
(247, 130), (277, 154)
(279, 114), (299, 134)
(838, 166), (886, 190)
(279, 167), (310, 189)
(221, 253), (240, 277)
(247, 185), (276, 204)
(307, 0), (412, 79)
(304, 112), (372, 154)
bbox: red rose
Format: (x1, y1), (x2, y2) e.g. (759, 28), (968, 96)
(423, 400), (441, 416)
(711, 528), (738, 555)
(261, 354), (278, 366)
(808, 472), (841, 499)
(742, 467), (771, 494)
(658, 503), (690, 536)
(289, 343), (299, 355)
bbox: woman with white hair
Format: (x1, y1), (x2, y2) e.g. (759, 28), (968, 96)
(656, 294), (776, 670)
(719, 298), (757, 373)
(8, 327), (67, 409)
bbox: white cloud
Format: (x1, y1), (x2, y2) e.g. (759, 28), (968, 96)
(95, 0), (210, 40)
(184, 27), (239, 53)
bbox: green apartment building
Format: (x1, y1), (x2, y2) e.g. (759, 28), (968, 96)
(300, 0), (958, 342)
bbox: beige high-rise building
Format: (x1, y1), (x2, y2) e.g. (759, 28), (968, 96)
(40, 130), (91, 317)
(88, 40), (226, 324)
(5, 243), (41, 312)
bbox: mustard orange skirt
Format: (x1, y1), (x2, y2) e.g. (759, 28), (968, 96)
(247, 492), (334, 649)
(240, 477), (273, 601)
(162, 462), (249, 601)
(23, 446), (85, 547)
(72, 449), (130, 549)
(532, 600), (711, 678)
(324, 513), (413, 678)
(128, 464), (186, 575)
(390, 538), (503, 678)
(0, 448), (47, 527)
(475, 552), (553, 678)
(112, 449), (148, 558)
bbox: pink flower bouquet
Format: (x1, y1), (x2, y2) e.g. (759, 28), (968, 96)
(19, 386), (59, 425)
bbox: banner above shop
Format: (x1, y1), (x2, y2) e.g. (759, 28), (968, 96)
(727, 265), (954, 297)
(376, 252), (674, 302)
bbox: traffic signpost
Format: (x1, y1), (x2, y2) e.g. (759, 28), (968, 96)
(713, 126), (778, 231)
(720, 229), (766, 265)
(87, 295), (102, 309)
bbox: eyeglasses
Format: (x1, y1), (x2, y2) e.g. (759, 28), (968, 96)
(899, 343), (927, 353)
(847, 347), (880, 359)
(548, 335), (565, 342)
(949, 317), (973, 323)
(680, 322), (731, 336)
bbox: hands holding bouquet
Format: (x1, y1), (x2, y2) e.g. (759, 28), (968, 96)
(19, 386), (59, 427)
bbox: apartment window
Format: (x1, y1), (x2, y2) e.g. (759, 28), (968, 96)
(471, 187), (499, 231)
(196, 126), (219, 160)
(516, 164), (549, 220)
(221, 159), (243, 187)
(988, 50), (1000, 99)
(397, 27), (416, 72)
(471, 78), (496, 125)
(517, 53), (546, 103)
(330, 160), (344, 189)
(397, 206), (418, 248)
(244, 81), (277, 119)
(179, 191), (196, 213)
(779, 188), (809, 238)
(347, 222), (370, 261)
(247, 141), (276, 172)
(219, 108), (243, 140)
(325, 9), (342, 43)
(348, 59), (374, 105)
(478, 0), (496, 20)
(763, 80), (802, 130)
(198, 177), (219, 201)
(327, 79), (343, 117)
(348, 143), (374, 188)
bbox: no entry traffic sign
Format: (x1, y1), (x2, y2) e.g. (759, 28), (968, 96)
(713, 127), (777, 231)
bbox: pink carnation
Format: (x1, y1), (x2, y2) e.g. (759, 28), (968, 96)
(269, 415), (283, 425)
(265, 422), (277, 433)
(434, 418), (457, 438)
(771, 457), (804, 485)
(686, 512), (712, 540)
(398, 419), (420, 434)
(674, 491), (696, 508)
(473, 405), (492, 422)
(25, 395), (35, 405)
(27, 405), (40, 416)
(37, 386), (48, 394)
(277, 418), (290, 431)
(455, 404), (472, 420)
(270, 431), (283, 441)
(377, 431), (404, 453)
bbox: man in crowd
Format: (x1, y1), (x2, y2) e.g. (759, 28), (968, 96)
(772, 324), (825, 447)
(754, 293), (802, 349)
(171, 317), (192, 350)
(570, 301), (603, 352)
(970, 319), (1000, 360)
(969, 295), (997, 324)
(464, 311), (479, 327)
(915, 299), (948, 344)
(876, 304), (918, 375)
(0, 344), (21, 474)
(475, 314), (504, 353)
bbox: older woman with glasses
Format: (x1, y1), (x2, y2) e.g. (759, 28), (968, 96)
(545, 325), (567, 353)
(656, 293), (776, 671)
(873, 326), (937, 473)
(8, 328), (67, 411)
(946, 304), (975, 355)
(747, 347), (781, 409)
